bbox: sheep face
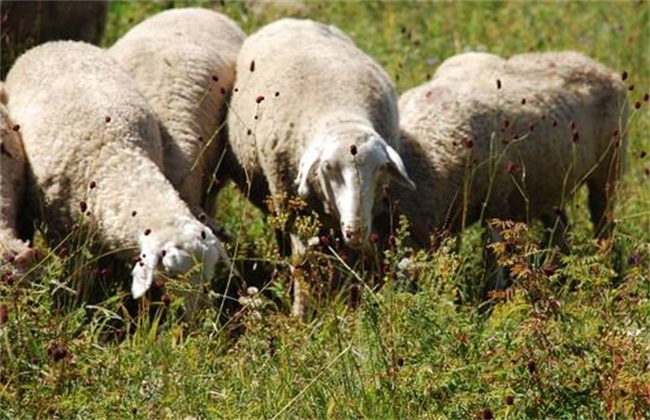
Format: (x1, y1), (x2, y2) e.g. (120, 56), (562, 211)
(296, 132), (415, 249)
(131, 218), (226, 299)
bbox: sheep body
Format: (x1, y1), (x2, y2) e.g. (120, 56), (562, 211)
(0, 84), (33, 272)
(227, 18), (414, 252)
(5, 41), (229, 298)
(393, 51), (627, 248)
(109, 8), (246, 216)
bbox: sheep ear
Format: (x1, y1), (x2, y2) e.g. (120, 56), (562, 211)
(131, 252), (160, 299)
(385, 145), (416, 190)
(295, 143), (322, 197)
(0, 81), (7, 105)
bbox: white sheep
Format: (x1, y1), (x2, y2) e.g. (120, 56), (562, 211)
(5, 41), (231, 301)
(0, 83), (34, 276)
(227, 18), (415, 255)
(389, 51), (628, 251)
(108, 8), (246, 220)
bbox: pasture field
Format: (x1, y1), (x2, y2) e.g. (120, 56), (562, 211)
(1, 1), (649, 418)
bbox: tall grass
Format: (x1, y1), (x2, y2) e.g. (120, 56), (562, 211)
(1, 1), (649, 418)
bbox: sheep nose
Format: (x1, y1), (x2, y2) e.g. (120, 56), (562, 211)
(344, 226), (367, 248)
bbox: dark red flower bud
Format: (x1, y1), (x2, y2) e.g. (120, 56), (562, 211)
(0, 304), (8, 324)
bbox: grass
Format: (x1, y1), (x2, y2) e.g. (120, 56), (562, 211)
(1, 1), (649, 418)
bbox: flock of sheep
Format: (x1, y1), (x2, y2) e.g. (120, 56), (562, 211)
(0, 7), (628, 317)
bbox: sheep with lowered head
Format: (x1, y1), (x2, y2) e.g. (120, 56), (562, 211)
(5, 41), (232, 302)
(227, 18), (415, 255)
(0, 83), (34, 276)
(227, 18), (415, 317)
(109, 8), (246, 221)
(388, 51), (627, 253)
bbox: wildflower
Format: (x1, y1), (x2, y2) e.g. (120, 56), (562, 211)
(256, 95), (265, 104)
(506, 161), (520, 174)
(249, 60), (255, 72)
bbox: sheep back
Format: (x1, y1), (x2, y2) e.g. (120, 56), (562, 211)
(109, 8), (246, 214)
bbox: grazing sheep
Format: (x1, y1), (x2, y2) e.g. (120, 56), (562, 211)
(109, 8), (246, 221)
(227, 18), (415, 256)
(5, 41), (232, 301)
(0, 83), (34, 276)
(1, 0), (108, 78)
(389, 51), (627, 251)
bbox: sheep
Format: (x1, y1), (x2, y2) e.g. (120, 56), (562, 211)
(387, 51), (627, 256)
(226, 18), (415, 317)
(0, 83), (34, 277)
(108, 8), (246, 223)
(1, 0), (108, 78)
(227, 18), (415, 255)
(5, 41), (232, 303)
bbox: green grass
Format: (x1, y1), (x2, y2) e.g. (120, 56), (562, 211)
(2, 1), (649, 418)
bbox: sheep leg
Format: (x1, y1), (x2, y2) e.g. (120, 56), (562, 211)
(540, 210), (570, 254)
(289, 232), (308, 319)
(483, 223), (509, 291)
(587, 177), (615, 240)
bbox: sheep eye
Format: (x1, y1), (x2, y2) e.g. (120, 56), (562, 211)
(323, 162), (333, 171)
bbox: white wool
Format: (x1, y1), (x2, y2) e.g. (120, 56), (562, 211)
(391, 51), (628, 248)
(109, 8), (245, 217)
(5, 41), (231, 298)
(227, 18), (414, 252)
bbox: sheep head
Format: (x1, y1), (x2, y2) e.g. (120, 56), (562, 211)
(295, 128), (415, 249)
(131, 217), (230, 299)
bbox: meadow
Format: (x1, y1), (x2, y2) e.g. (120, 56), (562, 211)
(1, 1), (649, 418)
